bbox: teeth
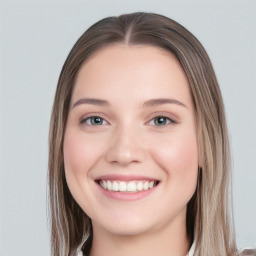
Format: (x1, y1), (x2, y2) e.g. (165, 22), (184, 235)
(137, 181), (143, 191)
(119, 182), (127, 192)
(100, 180), (107, 189)
(107, 180), (112, 190)
(112, 181), (119, 191)
(127, 182), (137, 192)
(143, 181), (149, 190)
(99, 180), (158, 192)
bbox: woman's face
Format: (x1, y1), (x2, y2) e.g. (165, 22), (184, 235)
(64, 44), (198, 237)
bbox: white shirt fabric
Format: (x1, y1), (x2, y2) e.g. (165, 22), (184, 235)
(187, 242), (195, 256)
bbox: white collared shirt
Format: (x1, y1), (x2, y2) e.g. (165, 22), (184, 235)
(187, 242), (195, 256)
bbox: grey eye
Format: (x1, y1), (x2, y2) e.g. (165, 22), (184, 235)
(150, 116), (172, 126)
(81, 116), (107, 125)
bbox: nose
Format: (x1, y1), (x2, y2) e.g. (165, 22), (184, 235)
(105, 125), (146, 166)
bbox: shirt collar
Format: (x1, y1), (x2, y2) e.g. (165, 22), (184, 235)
(187, 241), (195, 256)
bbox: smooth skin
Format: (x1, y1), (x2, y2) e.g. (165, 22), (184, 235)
(64, 44), (198, 256)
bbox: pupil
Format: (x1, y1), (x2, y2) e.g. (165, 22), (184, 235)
(93, 117), (102, 125)
(155, 117), (166, 125)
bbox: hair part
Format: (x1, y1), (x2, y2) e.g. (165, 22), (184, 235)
(48, 12), (237, 256)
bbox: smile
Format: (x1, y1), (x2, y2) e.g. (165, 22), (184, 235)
(98, 180), (159, 193)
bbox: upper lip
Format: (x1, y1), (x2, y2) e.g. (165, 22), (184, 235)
(94, 174), (159, 182)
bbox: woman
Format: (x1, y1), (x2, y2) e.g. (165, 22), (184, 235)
(48, 12), (254, 256)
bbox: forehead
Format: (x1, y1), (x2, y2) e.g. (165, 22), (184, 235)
(72, 44), (192, 107)
(76, 44), (180, 78)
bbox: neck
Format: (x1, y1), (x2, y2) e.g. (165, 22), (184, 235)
(89, 212), (190, 256)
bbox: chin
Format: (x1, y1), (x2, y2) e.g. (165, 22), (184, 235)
(92, 216), (155, 237)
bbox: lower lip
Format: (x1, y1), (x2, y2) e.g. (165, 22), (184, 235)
(96, 182), (159, 201)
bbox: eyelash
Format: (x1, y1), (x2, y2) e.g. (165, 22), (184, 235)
(148, 115), (175, 126)
(79, 114), (176, 127)
(80, 115), (108, 126)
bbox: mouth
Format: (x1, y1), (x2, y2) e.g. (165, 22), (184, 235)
(96, 179), (159, 193)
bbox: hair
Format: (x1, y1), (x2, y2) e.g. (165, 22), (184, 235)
(48, 12), (238, 256)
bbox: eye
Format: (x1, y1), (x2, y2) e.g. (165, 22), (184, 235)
(80, 116), (108, 126)
(149, 116), (174, 126)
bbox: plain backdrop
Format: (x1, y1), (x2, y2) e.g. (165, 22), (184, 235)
(0, 0), (255, 255)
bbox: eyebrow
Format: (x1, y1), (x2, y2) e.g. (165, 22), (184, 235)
(72, 98), (109, 108)
(142, 98), (187, 108)
(72, 97), (187, 109)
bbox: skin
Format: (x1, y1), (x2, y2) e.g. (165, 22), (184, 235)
(64, 44), (198, 256)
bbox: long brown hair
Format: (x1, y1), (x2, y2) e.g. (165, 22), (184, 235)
(48, 12), (237, 255)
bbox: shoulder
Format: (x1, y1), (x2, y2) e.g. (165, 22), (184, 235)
(188, 242), (256, 256)
(237, 248), (256, 256)
(76, 250), (84, 256)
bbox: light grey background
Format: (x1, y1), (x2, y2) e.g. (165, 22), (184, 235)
(0, 0), (255, 255)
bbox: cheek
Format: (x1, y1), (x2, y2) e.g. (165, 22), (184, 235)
(64, 133), (87, 176)
(149, 130), (198, 187)
(63, 130), (103, 202)
(63, 131), (86, 200)
(64, 131), (102, 176)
